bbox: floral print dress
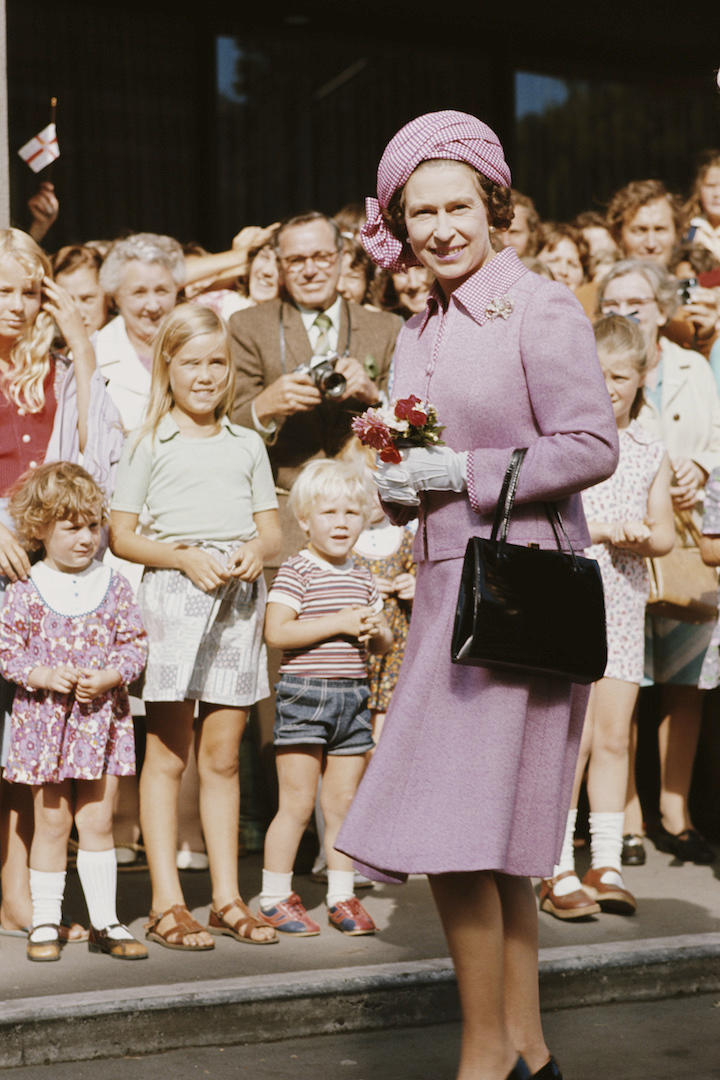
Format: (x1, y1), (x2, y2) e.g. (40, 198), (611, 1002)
(583, 419), (666, 684)
(353, 525), (416, 711)
(0, 563), (147, 784)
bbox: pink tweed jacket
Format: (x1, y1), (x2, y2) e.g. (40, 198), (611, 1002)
(389, 248), (619, 561)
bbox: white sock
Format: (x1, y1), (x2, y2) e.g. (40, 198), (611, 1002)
(326, 869), (355, 907)
(29, 869), (65, 943)
(260, 870), (293, 909)
(590, 811), (625, 886)
(550, 809), (580, 896)
(76, 848), (130, 939)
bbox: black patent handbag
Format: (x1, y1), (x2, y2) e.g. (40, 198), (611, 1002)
(451, 448), (607, 684)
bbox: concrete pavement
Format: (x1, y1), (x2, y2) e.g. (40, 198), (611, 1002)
(0, 844), (718, 1069)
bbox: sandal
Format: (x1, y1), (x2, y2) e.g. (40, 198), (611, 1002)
(145, 904), (215, 951)
(208, 897), (278, 945)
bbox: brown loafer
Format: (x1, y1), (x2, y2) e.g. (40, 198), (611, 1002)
(539, 872), (601, 920)
(27, 923), (61, 962)
(89, 923), (149, 959)
(582, 867), (637, 915)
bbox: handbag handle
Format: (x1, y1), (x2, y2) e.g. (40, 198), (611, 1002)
(490, 447), (581, 568)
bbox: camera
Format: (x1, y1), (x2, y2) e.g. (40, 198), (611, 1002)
(677, 277), (699, 306)
(296, 353), (346, 399)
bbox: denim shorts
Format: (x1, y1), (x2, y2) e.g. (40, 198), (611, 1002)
(273, 675), (374, 755)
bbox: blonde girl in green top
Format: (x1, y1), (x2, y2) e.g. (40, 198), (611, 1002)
(110, 303), (281, 951)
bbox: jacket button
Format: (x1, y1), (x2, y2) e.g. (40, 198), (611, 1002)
(673, 413), (680, 421)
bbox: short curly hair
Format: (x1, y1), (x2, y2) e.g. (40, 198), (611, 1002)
(536, 222), (590, 281)
(8, 462), (107, 551)
(596, 258), (680, 323)
(383, 160), (514, 247)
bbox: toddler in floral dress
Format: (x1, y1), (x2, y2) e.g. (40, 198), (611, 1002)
(0, 462), (148, 962)
(540, 315), (674, 921)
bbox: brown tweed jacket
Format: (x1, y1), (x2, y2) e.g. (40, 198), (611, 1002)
(230, 297), (402, 562)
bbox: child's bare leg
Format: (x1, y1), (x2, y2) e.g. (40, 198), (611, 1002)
(177, 750), (206, 862)
(0, 777), (33, 930)
(264, 747), (322, 871)
(624, 708), (643, 835)
(321, 752), (367, 871)
(75, 776), (118, 851)
(195, 703), (245, 905)
(30, 782), (74, 870)
(587, 678), (638, 813)
(141, 701), (210, 944)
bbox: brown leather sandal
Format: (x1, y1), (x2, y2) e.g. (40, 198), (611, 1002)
(145, 904), (215, 951)
(208, 897), (278, 945)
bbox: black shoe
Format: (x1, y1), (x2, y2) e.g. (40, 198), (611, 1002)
(652, 825), (715, 865)
(508, 1058), (531, 1080)
(621, 833), (646, 866)
(532, 1056), (563, 1079)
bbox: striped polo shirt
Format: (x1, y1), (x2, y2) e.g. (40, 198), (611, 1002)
(268, 549), (383, 678)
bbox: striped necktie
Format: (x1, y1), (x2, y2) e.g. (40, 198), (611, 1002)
(312, 312), (332, 354)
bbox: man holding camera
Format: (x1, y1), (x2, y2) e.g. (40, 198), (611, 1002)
(231, 210), (401, 559)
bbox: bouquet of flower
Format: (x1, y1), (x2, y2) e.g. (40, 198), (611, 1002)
(352, 395), (444, 464)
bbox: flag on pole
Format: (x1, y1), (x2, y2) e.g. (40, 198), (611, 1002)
(18, 123), (60, 173)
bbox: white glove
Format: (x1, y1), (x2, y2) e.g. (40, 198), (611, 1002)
(374, 446), (468, 504)
(373, 460), (421, 505)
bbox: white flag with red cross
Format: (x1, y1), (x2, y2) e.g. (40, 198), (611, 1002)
(18, 123), (60, 173)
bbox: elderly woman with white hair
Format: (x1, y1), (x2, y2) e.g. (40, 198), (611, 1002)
(598, 258), (720, 868)
(93, 233), (185, 431)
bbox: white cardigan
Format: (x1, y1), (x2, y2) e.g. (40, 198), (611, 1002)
(92, 315), (151, 433)
(638, 337), (720, 484)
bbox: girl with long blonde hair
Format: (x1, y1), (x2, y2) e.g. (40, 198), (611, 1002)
(110, 303), (282, 951)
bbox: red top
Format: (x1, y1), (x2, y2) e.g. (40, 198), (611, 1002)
(0, 363), (57, 496)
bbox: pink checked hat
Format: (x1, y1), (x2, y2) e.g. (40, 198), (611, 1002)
(360, 110), (511, 270)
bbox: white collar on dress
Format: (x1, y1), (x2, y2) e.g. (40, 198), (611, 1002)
(30, 559), (112, 616)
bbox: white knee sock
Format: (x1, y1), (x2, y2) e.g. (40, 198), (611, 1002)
(29, 868), (65, 942)
(76, 848), (131, 940)
(550, 809), (580, 895)
(589, 811), (625, 883)
(260, 870), (293, 909)
(326, 869), (355, 907)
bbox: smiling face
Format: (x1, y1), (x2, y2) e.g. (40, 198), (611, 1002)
(391, 265), (434, 314)
(55, 264), (108, 334)
(168, 331), (230, 423)
(277, 220), (342, 311)
(598, 348), (643, 429)
(620, 198), (677, 266)
(41, 515), (102, 574)
(298, 491), (365, 565)
(114, 260), (178, 347)
(537, 237), (584, 290)
(248, 245), (279, 303)
(403, 160), (494, 297)
(0, 256), (42, 348)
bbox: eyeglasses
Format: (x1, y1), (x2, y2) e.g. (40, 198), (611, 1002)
(600, 297), (657, 314)
(279, 251), (339, 274)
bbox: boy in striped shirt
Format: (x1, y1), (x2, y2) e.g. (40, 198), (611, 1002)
(260, 459), (392, 936)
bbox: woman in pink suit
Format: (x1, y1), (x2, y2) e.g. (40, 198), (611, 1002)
(336, 112), (618, 1080)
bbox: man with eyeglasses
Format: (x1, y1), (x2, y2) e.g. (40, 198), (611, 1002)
(230, 210), (401, 556)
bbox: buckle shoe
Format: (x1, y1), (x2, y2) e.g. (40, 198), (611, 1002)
(538, 872), (601, 920)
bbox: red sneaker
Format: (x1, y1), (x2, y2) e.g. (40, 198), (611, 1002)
(327, 896), (376, 935)
(258, 892), (320, 936)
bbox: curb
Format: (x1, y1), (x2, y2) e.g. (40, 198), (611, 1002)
(2, 934), (719, 1069)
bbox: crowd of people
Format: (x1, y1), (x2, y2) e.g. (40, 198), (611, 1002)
(0, 136), (718, 998)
